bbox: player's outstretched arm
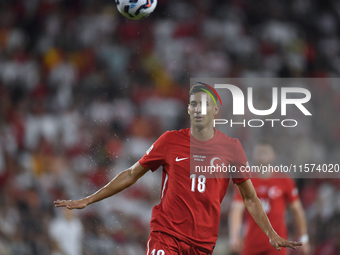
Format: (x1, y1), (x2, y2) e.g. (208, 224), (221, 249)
(54, 162), (150, 210)
(290, 200), (311, 255)
(236, 180), (303, 251)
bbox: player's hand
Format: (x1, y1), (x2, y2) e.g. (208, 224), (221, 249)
(269, 233), (302, 251)
(54, 198), (89, 210)
(230, 237), (242, 254)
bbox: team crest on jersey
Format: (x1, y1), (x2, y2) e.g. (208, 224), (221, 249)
(268, 186), (282, 199)
(210, 157), (222, 167)
(146, 144), (154, 155)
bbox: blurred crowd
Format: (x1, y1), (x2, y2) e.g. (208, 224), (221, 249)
(0, 0), (340, 254)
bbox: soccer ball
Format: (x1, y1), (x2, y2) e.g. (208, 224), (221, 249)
(115, 0), (157, 20)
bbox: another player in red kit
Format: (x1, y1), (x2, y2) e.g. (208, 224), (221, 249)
(229, 140), (310, 255)
(54, 83), (302, 254)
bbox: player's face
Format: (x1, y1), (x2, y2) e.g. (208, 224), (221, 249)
(188, 92), (219, 128)
(253, 144), (276, 165)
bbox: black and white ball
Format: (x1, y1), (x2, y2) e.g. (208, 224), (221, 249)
(115, 0), (157, 20)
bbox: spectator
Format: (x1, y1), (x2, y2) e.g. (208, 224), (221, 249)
(49, 208), (84, 255)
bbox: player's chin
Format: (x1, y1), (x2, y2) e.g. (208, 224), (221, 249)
(192, 120), (205, 128)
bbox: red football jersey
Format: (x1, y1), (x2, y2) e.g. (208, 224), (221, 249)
(234, 176), (299, 255)
(139, 128), (250, 253)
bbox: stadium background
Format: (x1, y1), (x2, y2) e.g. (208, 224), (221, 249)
(0, 0), (340, 254)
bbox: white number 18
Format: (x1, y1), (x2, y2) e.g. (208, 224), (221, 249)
(190, 174), (206, 193)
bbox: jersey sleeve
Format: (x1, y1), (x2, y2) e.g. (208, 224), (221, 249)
(285, 178), (299, 204)
(231, 138), (251, 184)
(139, 131), (168, 172)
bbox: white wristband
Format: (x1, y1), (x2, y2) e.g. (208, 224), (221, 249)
(299, 234), (309, 243)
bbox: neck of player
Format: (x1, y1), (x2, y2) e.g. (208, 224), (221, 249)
(191, 124), (215, 141)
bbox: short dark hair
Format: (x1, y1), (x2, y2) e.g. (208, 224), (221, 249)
(189, 83), (218, 103)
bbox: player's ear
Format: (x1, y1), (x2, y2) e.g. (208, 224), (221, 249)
(213, 105), (219, 116)
(187, 104), (190, 114)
